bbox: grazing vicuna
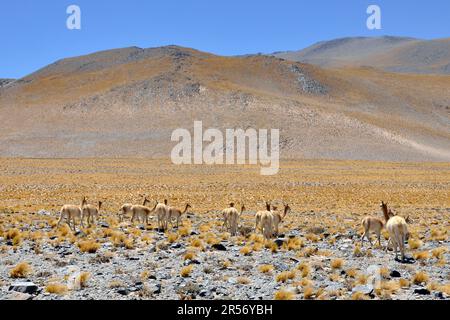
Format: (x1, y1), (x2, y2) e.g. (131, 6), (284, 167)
(381, 201), (409, 261)
(168, 204), (192, 228)
(119, 196), (149, 222)
(57, 197), (86, 231)
(130, 200), (158, 225)
(155, 200), (170, 231)
(82, 200), (103, 226)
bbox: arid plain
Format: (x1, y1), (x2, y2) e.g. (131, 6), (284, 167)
(0, 159), (448, 300)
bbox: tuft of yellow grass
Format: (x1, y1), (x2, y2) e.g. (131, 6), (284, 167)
(167, 233), (178, 243)
(351, 292), (370, 300)
(303, 287), (315, 300)
(10, 262), (32, 279)
(331, 258), (344, 269)
(79, 272), (91, 288)
(413, 251), (430, 261)
(237, 277), (251, 285)
(353, 245), (363, 257)
(398, 278), (410, 288)
(77, 240), (100, 253)
(180, 265), (194, 278)
(412, 271), (429, 285)
(259, 264), (274, 274)
(297, 262), (311, 278)
(431, 247), (447, 259)
(240, 246), (252, 256)
(408, 238), (422, 250)
(178, 226), (191, 237)
(276, 271), (296, 283)
(274, 290), (294, 300)
(46, 283), (68, 295)
(183, 251), (196, 261)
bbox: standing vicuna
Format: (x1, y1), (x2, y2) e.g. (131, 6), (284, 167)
(130, 199), (158, 225)
(168, 203), (192, 229)
(222, 203), (245, 236)
(360, 204), (395, 247)
(155, 200), (170, 231)
(381, 201), (409, 261)
(255, 202), (272, 234)
(271, 204), (291, 237)
(119, 196), (149, 222)
(82, 199), (103, 226)
(57, 197), (86, 231)
(255, 202), (274, 240)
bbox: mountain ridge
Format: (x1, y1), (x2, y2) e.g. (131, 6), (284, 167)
(1, 38), (449, 162)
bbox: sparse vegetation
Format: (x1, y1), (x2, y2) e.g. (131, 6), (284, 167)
(10, 262), (32, 278)
(46, 283), (68, 295)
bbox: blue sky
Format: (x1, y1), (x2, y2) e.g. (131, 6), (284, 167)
(1, 0), (449, 78)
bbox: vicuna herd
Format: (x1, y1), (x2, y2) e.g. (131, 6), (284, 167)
(58, 198), (411, 261)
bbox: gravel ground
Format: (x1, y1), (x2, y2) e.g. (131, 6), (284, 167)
(0, 211), (449, 301)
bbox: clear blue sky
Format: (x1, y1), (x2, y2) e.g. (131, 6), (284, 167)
(1, 0), (449, 78)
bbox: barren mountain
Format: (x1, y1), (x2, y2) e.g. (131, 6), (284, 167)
(273, 36), (450, 74)
(0, 44), (449, 161)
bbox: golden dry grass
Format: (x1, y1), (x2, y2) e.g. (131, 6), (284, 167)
(10, 262), (32, 279)
(46, 283), (68, 295)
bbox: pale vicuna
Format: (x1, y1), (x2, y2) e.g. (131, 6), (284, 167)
(82, 200), (103, 226)
(381, 201), (409, 261)
(255, 202), (273, 240)
(130, 200), (158, 225)
(119, 196), (149, 222)
(271, 204), (291, 237)
(222, 203), (236, 232)
(155, 200), (170, 231)
(168, 203), (192, 228)
(57, 197), (86, 231)
(222, 203), (245, 236)
(255, 202), (272, 233)
(360, 204), (394, 247)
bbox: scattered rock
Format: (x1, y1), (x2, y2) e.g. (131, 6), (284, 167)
(99, 222), (110, 228)
(171, 243), (182, 249)
(211, 243), (227, 251)
(274, 239), (286, 247)
(390, 270), (401, 278)
(116, 288), (130, 296)
(414, 288), (431, 295)
(9, 281), (39, 295)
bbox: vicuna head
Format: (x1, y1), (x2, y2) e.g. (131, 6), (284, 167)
(380, 201), (393, 222)
(265, 202), (271, 211)
(229, 203), (235, 208)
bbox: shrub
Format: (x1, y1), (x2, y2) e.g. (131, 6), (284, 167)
(10, 262), (32, 278)
(77, 240), (100, 253)
(180, 265), (194, 278)
(274, 290), (294, 300)
(412, 271), (429, 285)
(331, 258), (344, 269)
(259, 264), (274, 274)
(46, 283), (68, 295)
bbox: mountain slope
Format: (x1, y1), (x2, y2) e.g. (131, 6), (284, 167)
(0, 45), (449, 162)
(273, 36), (450, 74)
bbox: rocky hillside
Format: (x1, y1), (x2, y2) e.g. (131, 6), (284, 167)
(0, 44), (449, 161)
(273, 36), (450, 75)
